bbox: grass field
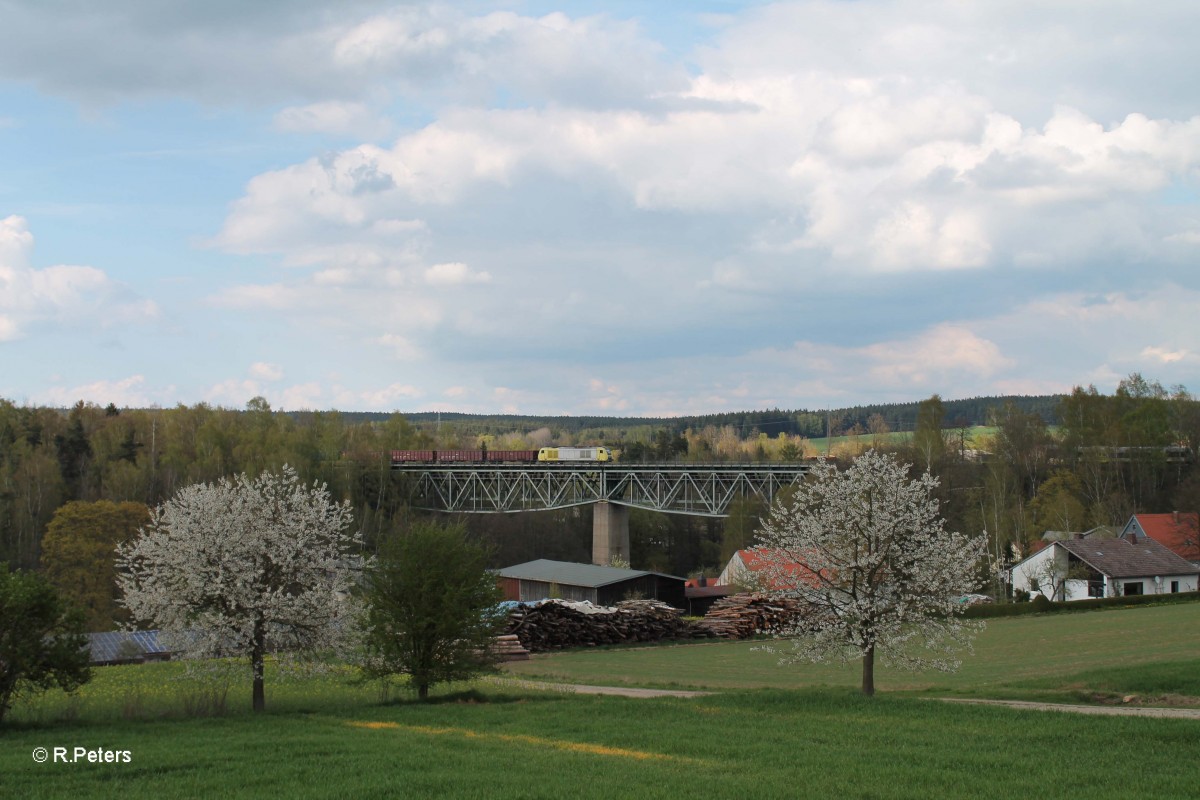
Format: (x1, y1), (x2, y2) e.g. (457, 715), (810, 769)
(504, 602), (1200, 696)
(2, 603), (1199, 798)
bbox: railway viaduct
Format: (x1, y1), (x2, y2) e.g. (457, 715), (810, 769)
(391, 461), (812, 565)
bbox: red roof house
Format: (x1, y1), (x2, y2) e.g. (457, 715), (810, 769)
(717, 548), (824, 591)
(1121, 513), (1200, 566)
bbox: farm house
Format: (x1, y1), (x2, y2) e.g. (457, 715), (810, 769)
(1010, 533), (1199, 601)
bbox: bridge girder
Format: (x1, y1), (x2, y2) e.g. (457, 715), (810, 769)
(396, 463), (812, 517)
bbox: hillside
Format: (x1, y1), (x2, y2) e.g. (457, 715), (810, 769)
(334, 394), (1063, 438)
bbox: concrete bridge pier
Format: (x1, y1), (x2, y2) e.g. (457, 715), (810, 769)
(592, 501), (630, 566)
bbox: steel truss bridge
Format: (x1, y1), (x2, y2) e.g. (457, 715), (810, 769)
(393, 462), (812, 516)
(393, 462), (814, 565)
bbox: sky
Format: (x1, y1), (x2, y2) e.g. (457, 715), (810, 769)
(1, 0), (1198, 416)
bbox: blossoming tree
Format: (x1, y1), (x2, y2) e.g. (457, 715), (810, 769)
(116, 466), (363, 711)
(751, 450), (984, 695)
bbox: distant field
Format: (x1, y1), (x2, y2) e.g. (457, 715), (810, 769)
(4, 603), (1199, 799)
(804, 425), (998, 457)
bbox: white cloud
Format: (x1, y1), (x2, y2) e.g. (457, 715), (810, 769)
(0, 215), (158, 340)
(423, 262), (490, 286)
(204, 377), (332, 411)
(587, 378), (628, 411)
(6, 4), (1200, 415)
(278, 382), (325, 410)
(862, 325), (1014, 386)
(0, 3), (680, 110)
(216, 89), (1200, 285)
(272, 101), (389, 138)
(249, 362), (285, 381)
(39, 375), (154, 408)
(1165, 230), (1200, 245)
(1141, 346), (1188, 364)
(0, 315), (18, 342)
(359, 382), (423, 409)
(765, 324), (1013, 395)
(374, 333), (422, 360)
(205, 378), (266, 407)
(212, 283), (315, 311)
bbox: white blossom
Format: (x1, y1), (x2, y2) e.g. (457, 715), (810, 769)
(116, 465), (366, 710)
(752, 450), (984, 694)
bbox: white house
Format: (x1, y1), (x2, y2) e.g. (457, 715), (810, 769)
(1010, 533), (1199, 602)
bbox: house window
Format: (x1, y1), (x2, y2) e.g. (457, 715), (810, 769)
(1029, 577), (1040, 592)
(1087, 579), (1104, 598)
(1171, 581), (1180, 593)
(1123, 582), (1143, 596)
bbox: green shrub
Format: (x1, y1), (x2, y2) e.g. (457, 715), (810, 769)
(964, 590), (1200, 618)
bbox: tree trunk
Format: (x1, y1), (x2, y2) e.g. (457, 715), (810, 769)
(418, 681), (429, 701)
(861, 644), (875, 697)
(252, 617), (266, 713)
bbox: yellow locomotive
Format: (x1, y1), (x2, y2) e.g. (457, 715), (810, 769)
(537, 446), (613, 462)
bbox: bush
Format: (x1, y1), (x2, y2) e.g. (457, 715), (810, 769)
(360, 522), (505, 701)
(963, 590), (1200, 619)
(0, 563), (92, 724)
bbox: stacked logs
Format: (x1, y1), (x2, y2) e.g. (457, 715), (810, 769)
(695, 593), (803, 639)
(504, 598), (711, 652)
(491, 633), (530, 661)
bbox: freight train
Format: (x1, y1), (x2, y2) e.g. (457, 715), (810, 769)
(390, 446), (614, 464)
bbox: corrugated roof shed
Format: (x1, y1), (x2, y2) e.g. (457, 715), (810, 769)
(498, 559), (682, 587)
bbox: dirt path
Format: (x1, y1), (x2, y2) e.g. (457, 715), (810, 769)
(490, 677), (1199, 712)
(934, 697), (1200, 719)
(485, 677), (712, 698)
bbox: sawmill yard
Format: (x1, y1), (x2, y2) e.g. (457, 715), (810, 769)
(4, 604), (1199, 799)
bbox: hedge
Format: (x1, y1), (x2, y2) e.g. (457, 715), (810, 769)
(963, 590), (1200, 619)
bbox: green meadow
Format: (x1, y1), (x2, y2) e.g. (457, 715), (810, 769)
(504, 602), (1200, 696)
(2, 603), (1198, 799)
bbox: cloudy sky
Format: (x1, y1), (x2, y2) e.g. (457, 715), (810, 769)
(1, 1), (1197, 415)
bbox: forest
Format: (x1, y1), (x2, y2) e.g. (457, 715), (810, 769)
(2, 373), (1198, 630)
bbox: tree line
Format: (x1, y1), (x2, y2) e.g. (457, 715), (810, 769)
(3, 375), (1198, 622)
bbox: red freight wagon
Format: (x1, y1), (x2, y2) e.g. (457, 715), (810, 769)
(390, 450), (435, 462)
(389, 449), (541, 464)
(487, 450), (539, 462)
(438, 450), (482, 462)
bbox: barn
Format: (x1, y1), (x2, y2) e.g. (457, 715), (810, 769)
(497, 559), (687, 609)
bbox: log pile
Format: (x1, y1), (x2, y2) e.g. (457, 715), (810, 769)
(490, 634), (530, 661)
(504, 599), (711, 652)
(696, 593), (803, 639)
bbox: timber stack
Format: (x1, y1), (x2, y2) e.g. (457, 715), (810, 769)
(504, 598), (711, 652)
(491, 634), (530, 661)
(696, 593), (802, 639)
